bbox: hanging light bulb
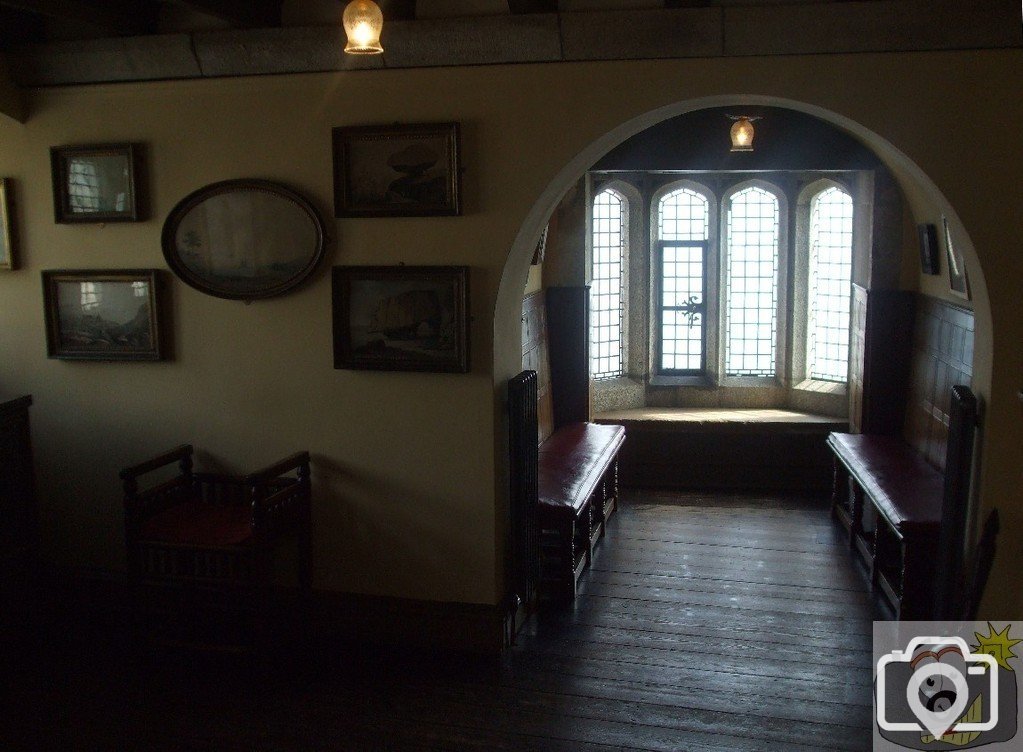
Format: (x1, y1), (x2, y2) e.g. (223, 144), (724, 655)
(727, 115), (761, 152)
(343, 0), (384, 55)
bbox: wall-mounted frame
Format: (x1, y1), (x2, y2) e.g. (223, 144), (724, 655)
(332, 122), (461, 218)
(332, 265), (470, 373)
(50, 143), (142, 223)
(942, 216), (970, 301)
(43, 269), (166, 361)
(162, 179), (326, 301)
(917, 223), (939, 276)
(0, 178), (15, 270)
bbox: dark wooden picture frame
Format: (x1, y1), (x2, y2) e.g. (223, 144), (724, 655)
(332, 265), (470, 373)
(43, 269), (166, 361)
(50, 143), (142, 223)
(332, 123), (461, 218)
(917, 223), (939, 275)
(943, 216), (971, 301)
(162, 179), (326, 301)
(0, 178), (15, 270)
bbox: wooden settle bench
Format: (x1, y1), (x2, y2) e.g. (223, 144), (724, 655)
(829, 288), (978, 619)
(508, 288), (625, 604)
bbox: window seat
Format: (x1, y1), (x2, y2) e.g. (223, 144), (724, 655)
(593, 408), (847, 492)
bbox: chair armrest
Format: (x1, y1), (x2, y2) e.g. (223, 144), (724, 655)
(119, 444), (194, 482)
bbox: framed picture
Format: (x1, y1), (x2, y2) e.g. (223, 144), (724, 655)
(50, 143), (142, 223)
(42, 269), (166, 361)
(332, 123), (461, 218)
(917, 223), (939, 275)
(0, 178), (14, 270)
(332, 265), (470, 373)
(162, 179), (326, 301)
(942, 216), (970, 300)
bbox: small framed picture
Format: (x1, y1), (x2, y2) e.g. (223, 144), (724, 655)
(50, 143), (142, 223)
(332, 123), (461, 218)
(0, 178), (14, 270)
(332, 265), (470, 373)
(942, 216), (970, 301)
(42, 269), (166, 361)
(917, 223), (939, 276)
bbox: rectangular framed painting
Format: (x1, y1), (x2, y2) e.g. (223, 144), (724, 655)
(942, 216), (971, 301)
(332, 123), (461, 218)
(0, 178), (14, 270)
(332, 265), (470, 373)
(917, 223), (939, 276)
(43, 269), (166, 361)
(50, 143), (142, 223)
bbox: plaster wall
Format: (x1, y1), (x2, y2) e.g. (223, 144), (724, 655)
(1, 49), (1020, 616)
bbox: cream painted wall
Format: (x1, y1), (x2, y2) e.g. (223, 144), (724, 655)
(1, 49), (1021, 615)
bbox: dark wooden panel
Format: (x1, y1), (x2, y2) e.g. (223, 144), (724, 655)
(848, 285), (915, 435)
(545, 286), (591, 429)
(904, 295), (974, 470)
(522, 291), (554, 443)
(602, 422), (843, 492)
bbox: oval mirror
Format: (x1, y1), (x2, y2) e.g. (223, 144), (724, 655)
(162, 179), (326, 300)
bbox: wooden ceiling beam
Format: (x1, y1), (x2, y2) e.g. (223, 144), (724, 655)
(0, 0), (157, 36)
(381, 0), (416, 21)
(167, 0), (282, 28)
(508, 1), (557, 13)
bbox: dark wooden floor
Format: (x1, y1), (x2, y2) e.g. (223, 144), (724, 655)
(3, 490), (880, 751)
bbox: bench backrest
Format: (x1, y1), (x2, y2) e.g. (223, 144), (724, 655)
(522, 291), (555, 444)
(903, 296), (975, 472)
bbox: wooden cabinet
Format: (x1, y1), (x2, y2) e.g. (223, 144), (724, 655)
(0, 396), (37, 567)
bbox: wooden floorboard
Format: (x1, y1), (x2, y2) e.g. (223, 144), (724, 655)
(3, 489), (875, 751)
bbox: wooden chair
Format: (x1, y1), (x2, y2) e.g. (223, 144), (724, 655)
(120, 444), (311, 649)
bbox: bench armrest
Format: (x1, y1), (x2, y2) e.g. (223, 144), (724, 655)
(119, 444), (193, 482)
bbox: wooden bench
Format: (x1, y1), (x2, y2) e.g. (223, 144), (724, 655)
(829, 289), (978, 619)
(508, 289), (625, 603)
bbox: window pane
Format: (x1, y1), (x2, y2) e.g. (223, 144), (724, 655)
(725, 186), (779, 377)
(659, 243), (705, 372)
(808, 187), (854, 382)
(658, 188), (709, 241)
(590, 189), (625, 379)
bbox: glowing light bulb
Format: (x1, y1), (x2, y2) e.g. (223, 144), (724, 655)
(730, 116), (756, 152)
(343, 0), (383, 55)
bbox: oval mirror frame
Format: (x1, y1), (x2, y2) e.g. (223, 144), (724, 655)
(161, 179), (326, 301)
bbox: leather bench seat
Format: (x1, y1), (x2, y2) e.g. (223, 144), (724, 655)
(539, 422), (626, 513)
(827, 432), (943, 532)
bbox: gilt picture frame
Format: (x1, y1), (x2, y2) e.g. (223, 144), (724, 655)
(0, 178), (14, 270)
(332, 123), (461, 218)
(42, 269), (166, 361)
(332, 265), (470, 373)
(50, 143), (142, 223)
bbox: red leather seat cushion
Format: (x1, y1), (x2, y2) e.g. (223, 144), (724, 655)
(827, 433), (943, 531)
(140, 499), (253, 546)
(539, 422), (626, 513)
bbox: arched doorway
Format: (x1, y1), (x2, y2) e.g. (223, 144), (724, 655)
(495, 95), (992, 611)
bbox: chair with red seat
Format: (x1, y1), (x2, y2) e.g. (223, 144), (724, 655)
(120, 444), (311, 648)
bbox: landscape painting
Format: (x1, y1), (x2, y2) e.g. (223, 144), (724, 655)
(332, 123), (461, 217)
(50, 144), (141, 223)
(43, 270), (165, 361)
(163, 181), (325, 300)
(333, 266), (469, 373)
